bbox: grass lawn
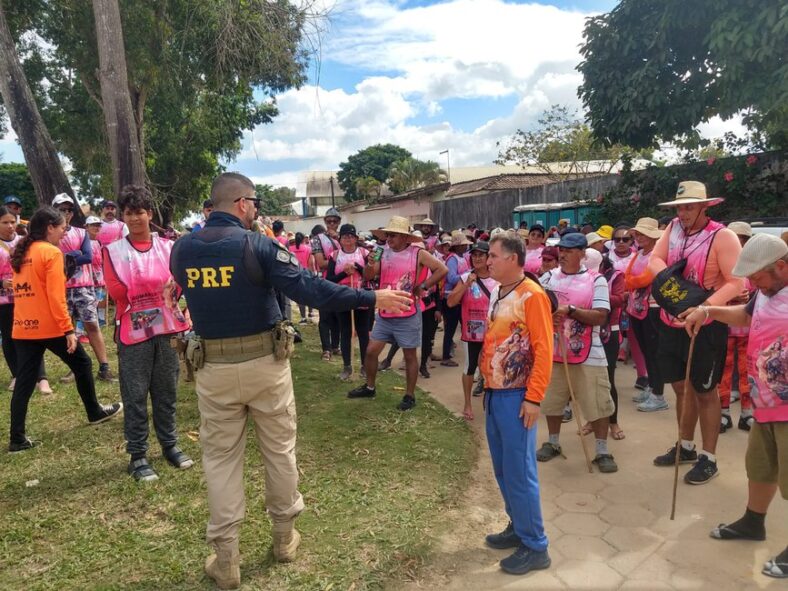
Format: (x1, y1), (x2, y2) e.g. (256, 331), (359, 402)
(0, 324), (476, 590)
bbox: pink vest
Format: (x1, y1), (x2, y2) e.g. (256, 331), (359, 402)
(523, 246), (544, 275)
(276, 235), (288, 247)
(105, 237), (189, 345)
(625, 250), (652, 320)
(289, 243), (312, 269)
(97, 219), (126, 246)
(60, 227), (94, 289)
(543, 268), (596, 364)
(91, 239), (104, 287)
(730, 279), (754, 337)
(379, 245), (419, 318)
(608, 249), (634, 273)
(444, 253), (470, 296)
(0, 235), (21, 305)
(660, 219), (724, 327)
(318, 233), (339, 278)
(748, 288), (788, 423)
(460, 272), (497, 342)
(425, 235), (438, 252)
(333, 247), (366, 287)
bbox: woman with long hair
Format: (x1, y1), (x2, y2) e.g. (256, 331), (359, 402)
(103, 185), (192, 481)
(9, 207), (122, 452)
(0, 206), (52, 394)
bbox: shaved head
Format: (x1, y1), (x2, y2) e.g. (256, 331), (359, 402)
(211, 172), (255, 209)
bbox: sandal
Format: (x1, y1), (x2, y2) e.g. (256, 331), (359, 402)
(440, 359), (458, 367)
(610, 425), (626, 440)
(709, 522), (765, 541)
(163, 446), (194, 470)
(128, 457), (159, 482)
(463, 407), (474, 421)
(580, 422), (594, 436)
(762, 556), (788, 579)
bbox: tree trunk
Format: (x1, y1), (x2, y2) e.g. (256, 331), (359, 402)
(0, 0), (76, 209)
(92, 0), (145, 195)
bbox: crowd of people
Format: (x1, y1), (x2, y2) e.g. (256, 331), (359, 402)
(1, 175), (786, 587)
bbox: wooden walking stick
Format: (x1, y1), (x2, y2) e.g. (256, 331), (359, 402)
(671, 332), (697, 520)
(559, 332), (594, 474)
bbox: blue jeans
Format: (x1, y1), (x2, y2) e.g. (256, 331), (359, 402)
(485, 388), (548, 552)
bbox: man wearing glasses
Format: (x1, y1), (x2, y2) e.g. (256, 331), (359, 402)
(51, 194), (116, 382)
(536, 232), (618, 473)
(170, 173), (412, 589)
(96, 199), (128, 246)
(480, 231), (554, 575)
(311, 207), (343, 360)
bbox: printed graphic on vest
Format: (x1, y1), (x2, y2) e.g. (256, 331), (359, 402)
(756, 336), (788, 402)
(131, 308), (163, 335)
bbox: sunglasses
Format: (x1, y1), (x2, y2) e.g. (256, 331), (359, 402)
(233, 196), (261, 209)
(613, 236), (632, 243)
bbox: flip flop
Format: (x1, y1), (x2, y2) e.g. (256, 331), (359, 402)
(580, 423), (594, 436)
(610, 426), (625, 440)
(709, 523), (765, 541)
(463, 409), (474, 421)
(762, 557), (788, 579)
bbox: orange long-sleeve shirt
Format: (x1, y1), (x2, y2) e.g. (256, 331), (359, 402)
(12, 241), (74, 339)
(480, 278), (554, 404)
(649, 221), (743, 306)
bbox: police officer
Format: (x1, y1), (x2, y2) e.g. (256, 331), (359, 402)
(170, 172), (411, 590)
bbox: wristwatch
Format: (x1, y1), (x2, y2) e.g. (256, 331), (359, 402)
(567, 304), (577, 317)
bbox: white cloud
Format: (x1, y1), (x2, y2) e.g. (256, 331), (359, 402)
(236, 0), (593, 175)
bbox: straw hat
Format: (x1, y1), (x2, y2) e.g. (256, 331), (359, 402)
(727, 221), (752, 238)
(585, 231), (604, 247)
(733, 233), (788, 277)
(516, 228), (530, 241)
(449, 230), (472, 247)
(416, 217), (436, 227)
(658, 181), (724, 207)
(596, 225), (614, 240)
(630, 217), (662, 240)
(370, 216), (420, 242)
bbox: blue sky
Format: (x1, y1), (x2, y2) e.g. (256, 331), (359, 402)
(0, 0), (742, 194)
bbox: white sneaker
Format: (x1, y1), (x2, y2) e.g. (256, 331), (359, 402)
(637, 392), (669, 412)
(632, 386), (651, 404)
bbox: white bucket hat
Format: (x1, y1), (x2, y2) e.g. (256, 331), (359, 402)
(733, 233), (788, 277)
(658, 181), (724, 207)
(585, 231), (604, 247)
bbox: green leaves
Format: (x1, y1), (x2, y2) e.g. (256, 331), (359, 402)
(578, 0), (788, 150)
(337, 144), (412, 202)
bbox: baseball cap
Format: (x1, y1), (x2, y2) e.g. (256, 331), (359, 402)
(202, 199), (214, 209)
(101, 199), (118, 209)
(339, 223), (358, 237)
(556, 232), (588, 249)
(597, 225), (614, 240)
(52, 193), (74, 207)
(3, 195), (22, 206)
(727, 221), (752, 238)
(85, 216), (102, 225)
(470, 240), (489, 254)
(733, 233), (788, 277)
(541, 246), (558, 260)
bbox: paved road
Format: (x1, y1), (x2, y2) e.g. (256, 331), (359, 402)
(390, 346), (788, 590)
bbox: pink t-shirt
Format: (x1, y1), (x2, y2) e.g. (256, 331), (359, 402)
(289, 243), (312, 269)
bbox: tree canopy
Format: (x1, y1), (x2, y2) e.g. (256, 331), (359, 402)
(495, 105), (649, 173)
(387, 158), (446, 194)
(577, 0), (788, 150)
(337, 143), (411, 202)
(0, 162), (37, 214)
(255, 184), (298, 217)
(5, 0), (310, 222)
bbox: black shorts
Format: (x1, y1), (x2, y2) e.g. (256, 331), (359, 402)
(658, 321), (727, 394)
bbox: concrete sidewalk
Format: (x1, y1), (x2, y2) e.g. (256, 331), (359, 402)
(392, 349), (788, 590)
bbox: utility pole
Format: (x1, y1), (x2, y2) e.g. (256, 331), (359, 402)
(440, 149), (451, 183)
(329, 175), (336, 208)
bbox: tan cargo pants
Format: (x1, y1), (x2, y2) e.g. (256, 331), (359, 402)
(196, 353), (305, 548)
